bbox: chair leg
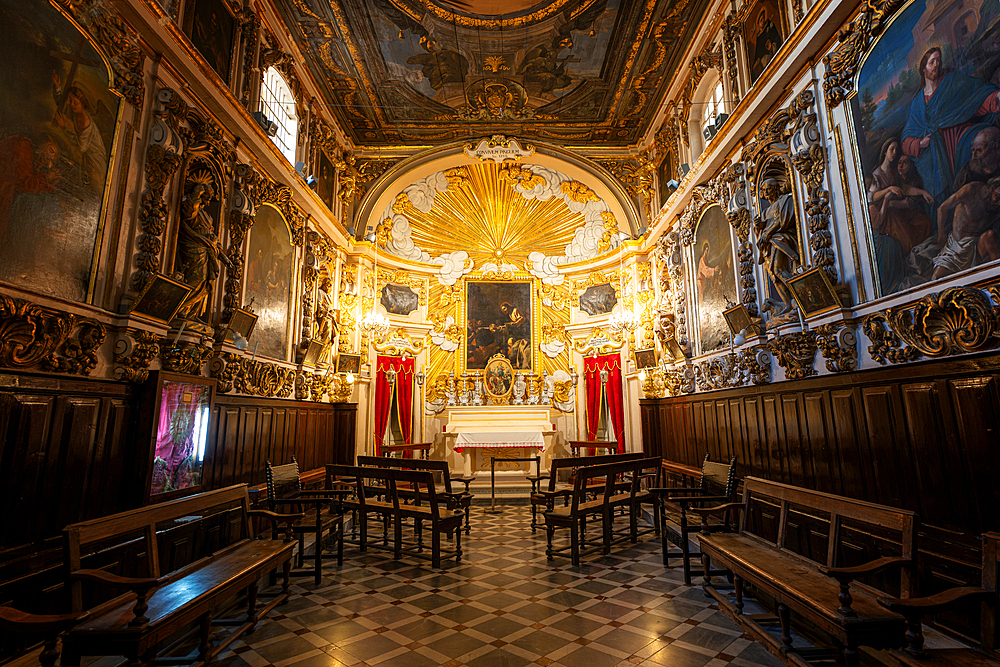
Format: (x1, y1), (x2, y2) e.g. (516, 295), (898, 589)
(247, 580), (259, 631)
(455, 526), (463, 561)
(778, 603), (793, 647)
(314, 532), (322, 586)
(734, 574), (744, 615)
(546, 525), (554, 561)
(701, 551), (712, 587)
(297, 532), (305, 568)
(359, 511), (368, 552)
(571, 522), (580, 566)
(464, 504), (471, 535)
(281, 559), (292, 602)
(431, 528), (441, 569)
(681, 518), (693, 586)
(337, 520), (344, 566)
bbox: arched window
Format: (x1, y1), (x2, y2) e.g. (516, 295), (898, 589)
(702, 80), (725, 127)
(260, 67), (298, 164)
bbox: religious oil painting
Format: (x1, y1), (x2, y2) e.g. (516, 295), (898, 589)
(484, 355), (514, 401)
(337, 353), (360, 375)
(186, 0), (235, 82)
(0, 0), (120, 303)
(693, 204), (737, 354)
(315, 149), (335, 212)
(149, 376), (214, 499)
(466, 281), (532, 371)
(743, 0), (786, 85)
(788, 267), (842, 317)
(634, 348), (657, 370)
(131, 274), (192, 325)
(853, 0), (1000, 296)
(244, 204), (293, 360)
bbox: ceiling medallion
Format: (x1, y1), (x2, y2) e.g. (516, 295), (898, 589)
(463, 135), (535, 163)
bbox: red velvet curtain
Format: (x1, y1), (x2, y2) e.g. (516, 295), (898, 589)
(583, 354), (625, 453)
(374, 355), (414, 456)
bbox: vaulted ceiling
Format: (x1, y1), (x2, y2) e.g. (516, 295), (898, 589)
(272, 0), (711, 149)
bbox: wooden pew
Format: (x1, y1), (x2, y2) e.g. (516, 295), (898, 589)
(652, 454), (738, 584)
(529, 452), (643, 532)
(358, 456), (473, 534)
(59, 485), (300, 667)
(544, 457), (660, 566)
(877, 531), (999, 667)
(694, 477), (917, 667)
(327, 464), (464, 569)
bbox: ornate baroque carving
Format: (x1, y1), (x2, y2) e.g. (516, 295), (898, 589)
(159, 339), (212, 375)
(815, 323), (858, 373)
(863, 286), (999, 364)
(114, 329), (160, 382)
(0, 297), (106, 376)
(695, 346), (772, 390)
(766, 330), (818, 380)
(823, 0), (902, 111)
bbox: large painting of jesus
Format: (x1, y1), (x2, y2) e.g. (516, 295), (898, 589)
(852, 0), (1000, 296)
(0, 0), (120, 303)
(466, 281), (532, 371)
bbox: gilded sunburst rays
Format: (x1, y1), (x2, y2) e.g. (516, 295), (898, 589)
(402, 163), (584, 267)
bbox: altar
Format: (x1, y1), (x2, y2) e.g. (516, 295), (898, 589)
(440, 406), (563, 476)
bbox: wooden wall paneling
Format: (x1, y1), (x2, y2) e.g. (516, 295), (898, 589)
(860, 386), (915, 511)
(3, 395), (55, 548)
(802, 392), (835, 494)
(52, 397), (103, 533)
(781, 393), (809, 488)
(947, 376), (1000, 535)
(760, 396), (784, 484)
(743, 397), (766, 478)
(713, 399), (731, 464)
(900, 382), (968, 530)
(253, 408), (272, 482)
(829, 389), (866, 499)
(274, 407), (290, 467)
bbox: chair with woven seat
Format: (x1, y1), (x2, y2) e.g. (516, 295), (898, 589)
(265, 457), (346, 585)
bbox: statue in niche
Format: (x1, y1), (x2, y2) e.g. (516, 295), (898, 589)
(174, 174), (230, 322)
(754, 175), (800, 322)
(314, 275), (336, 358)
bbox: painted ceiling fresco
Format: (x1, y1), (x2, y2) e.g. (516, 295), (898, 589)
(273, 0), (711, 148)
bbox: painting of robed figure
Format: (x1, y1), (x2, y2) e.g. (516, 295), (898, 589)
(466, 281), (533, 371)
(0, 0), (120, 303)
(853, 0), (1000, 295)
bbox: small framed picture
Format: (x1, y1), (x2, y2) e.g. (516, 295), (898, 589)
(742, 0), (787, 85)
(337, 353), (361, 375)
(723, 303), (755, 336)
(662, 336), (685, 362)
(302, 340), (323, 366)
(226, 308), (258, 344)
(185, 0), (236, 82)
(129, 274), (192, 325)
(788, 267), (842, 317)
(634, 348), (658, 370)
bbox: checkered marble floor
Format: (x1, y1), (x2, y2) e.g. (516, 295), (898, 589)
(216, 507), (785, 667)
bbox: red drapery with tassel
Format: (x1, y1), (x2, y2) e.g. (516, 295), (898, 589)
(583, 354), (625, 452)
(374, 355), (415, 456)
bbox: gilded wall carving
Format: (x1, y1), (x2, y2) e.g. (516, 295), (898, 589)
(766, 330), (818, 380)
(114, 329), (160, 382)
(815, 323), (858, 373)
(822, 0), (902, 111)
(159, 339), (213, 375)
(694, 346), (772, 390)
(0, 297), (106, 376)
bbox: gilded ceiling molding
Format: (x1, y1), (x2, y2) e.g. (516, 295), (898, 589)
(159, 339), (213, 376)
(815, 323), (858, 373)
(131, 89), (187, 293)
(822, 0), (902, 111)
(0, 296), (106, 376)
(593, 156), (656, 218)
(862, 286), (1000, 364)
(310, 120), (341, 160)
(766, 330), (818, 380)
(114, 329), (160, 383)
(58, 0), (145, 111)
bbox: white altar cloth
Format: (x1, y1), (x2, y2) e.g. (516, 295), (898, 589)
(454, 431), (545, 452)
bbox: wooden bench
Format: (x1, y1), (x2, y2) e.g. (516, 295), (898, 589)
(358, 456), (473, 535)
(529, 452), (644, 532)
(327, 464), (464, 569)
(265, 457), (346, 585)
(652, 454), (737, 584)
(877, 531), (999, 667)
(570, 440), (619, 456)
(379, 442), (431, 459)
(59, 485), (300, 667)
(695, 477), (917, 667)
(544, 457), (660, 566)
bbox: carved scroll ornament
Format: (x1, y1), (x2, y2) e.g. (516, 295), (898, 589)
(0, 297), (106, 376)
(823, 0), (903, 111)
(863, 286), (999, 364)
(766, 330), (818, 380)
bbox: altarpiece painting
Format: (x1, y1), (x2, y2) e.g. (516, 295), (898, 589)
(244, 204), (293, 360)
(693, 204), (737, 353)
(466, 281), (532, 371)
(0, 0), (120, 303)
(852, 0), (1000, 295)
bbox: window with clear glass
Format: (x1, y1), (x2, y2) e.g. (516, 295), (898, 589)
(703, 80), (725, 126)
(260, 67), (298, 164)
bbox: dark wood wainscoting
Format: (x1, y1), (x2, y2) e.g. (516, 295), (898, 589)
(640, 351), (1000, 638)
(0, 370), (357, 655)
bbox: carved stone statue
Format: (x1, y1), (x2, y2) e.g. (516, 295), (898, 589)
(314, 276), (335, 344)
(754, 177), (800, 320)
(175, 179), (230, 322)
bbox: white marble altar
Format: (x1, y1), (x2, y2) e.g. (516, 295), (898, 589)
(440, 406), (563, 475)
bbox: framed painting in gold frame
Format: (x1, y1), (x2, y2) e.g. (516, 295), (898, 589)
(129, 274), (192, 325)
(464, 279), (537, 372)
(483, 354), (514, 403)
(788, 267), (842, 317)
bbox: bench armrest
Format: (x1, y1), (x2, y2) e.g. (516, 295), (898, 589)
(0, 605), (89, 634)
(877, 587), (993, 656)
(687, 502), (743, 517)
(71, 569), (166, 626)
(821, 556), (911, 618)
(652, 486), (706, 494)
(248, 509), (305, 542)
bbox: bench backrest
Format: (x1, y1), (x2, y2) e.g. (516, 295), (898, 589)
(700, 454), (737, 498)
(546, 452), (643, 490)
(568, 457), (659, 511)
(357, 456), (452, 491)
(981, 532), (999, 654)
(327, 464), (441, 512)
(266, 457), (302, 506)
(739, 477), (918, 594)
(63, 484), (252, 612)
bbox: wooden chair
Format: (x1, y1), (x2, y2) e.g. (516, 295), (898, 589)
(569, 440), (617, 456)
(266, 457), (346, 585)
(0, 607), (87, 667)
(651, 454), (737, 584)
